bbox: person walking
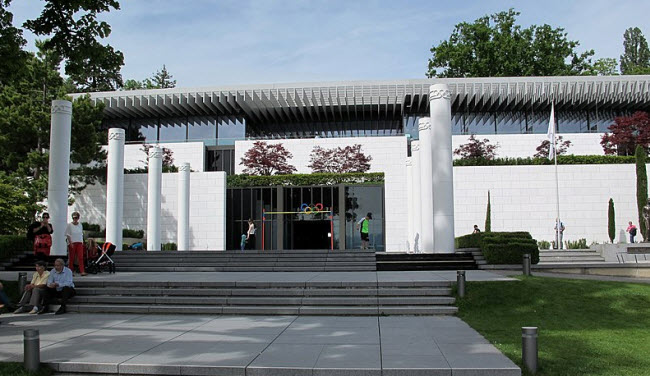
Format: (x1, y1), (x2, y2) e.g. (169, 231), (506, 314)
(246, 219), (256, 250)
(356, 213), (372, 250)
(626, 221), (638, 243)
(65, 212), (86, 276)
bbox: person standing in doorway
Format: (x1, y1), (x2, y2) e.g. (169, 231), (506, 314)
(356, 213), (372, 250)
(626, 221), (638, 243)
(65, 212), (86, 276)
(246, 219), (256, 250)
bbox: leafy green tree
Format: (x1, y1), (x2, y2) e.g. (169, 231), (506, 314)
(24, 0), (125, 91)
(635, 145), (648, 240)
(0, 0), (28, 85)
(151, 65), (176, 89)
(583, 58), (619, 76)
(0, 172), (44, 234)
(608, 198), (615, 243)
(485, 190), (491, 232)
(123, 79), (144, 90)
(427, 9), (594, 78)
(620, 27), (650, 75)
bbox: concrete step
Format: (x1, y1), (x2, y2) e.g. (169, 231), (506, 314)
(74, 287), (453, 297)
(539, 256), (605, 262)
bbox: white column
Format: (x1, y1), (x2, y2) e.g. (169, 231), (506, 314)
(411, 141), (422, 253)
(147, 146), (162, 251)
(106, 128), (125, 250)
(418, 117), (435, 253)
(430, 84), (455, 253)
(177, 163), (190, 251)
(406, 157), (414, 253)
(47, 100), (73, 256)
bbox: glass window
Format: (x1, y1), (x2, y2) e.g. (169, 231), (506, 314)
(134, 125), (157, 142)
(159, 124), (186, 142)
(345, 186), (384, 251)
(188, 119), (216, 141)
(218, 117), (246, 145)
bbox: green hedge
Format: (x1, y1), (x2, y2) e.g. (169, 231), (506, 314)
(453, 155), (636, 167)
(82, 222), (101, 232)
(162, 242), (177, 251)
(227, 172), (384, 188)
(455, 232), (533, 249)
(123, 229), (144, 238)
(0, 235), (31, 262)
(483, 242), (539, 264)
(455, 233), (482, 248)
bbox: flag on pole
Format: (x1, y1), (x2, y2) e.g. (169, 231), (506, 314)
(546, 103), (556, 160)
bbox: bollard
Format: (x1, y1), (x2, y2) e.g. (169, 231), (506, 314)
(522, 254), (531, 276)
(18, 272), (27, 294)
(24, 329), (40, 372)
(522, 327), (538, 374)
(456, 270), (466, 298)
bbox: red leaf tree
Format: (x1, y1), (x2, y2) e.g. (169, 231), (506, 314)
(534, 136), (572, 158)
(140, 144), (175, 167)
(240, 141), (297, 175)
(453, 135), (499, 160)
(308, 144), (372, 173)
(601, 112), (650, 156)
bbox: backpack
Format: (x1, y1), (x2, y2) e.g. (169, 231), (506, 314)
(631, 227), (637, 236)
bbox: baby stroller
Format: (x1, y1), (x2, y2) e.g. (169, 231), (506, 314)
(86, 241), (116, 274)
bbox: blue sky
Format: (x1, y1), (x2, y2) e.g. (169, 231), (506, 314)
(8, 0), (650, 88)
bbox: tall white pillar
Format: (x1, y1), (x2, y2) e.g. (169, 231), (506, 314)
(411, 141), (422, 253)
(147, 146), (162, 251)
(418, 117), (435, 253)
(106, 128), (125, 250)
(406, 157), (414, 253)
(430, 84), (455, 253)
(177, 163), (190, 251)
(47, 100), (73, 256)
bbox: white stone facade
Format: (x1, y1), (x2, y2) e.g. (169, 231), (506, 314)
(235, 136), (409, 252)
(120, 142), (206, 171)
(69, 171), (226, 250)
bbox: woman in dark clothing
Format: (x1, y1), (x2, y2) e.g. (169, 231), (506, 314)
(27, 212), (54, 258)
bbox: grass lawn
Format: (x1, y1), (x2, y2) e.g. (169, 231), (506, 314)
(457, 276), (650, 376)
(0, 363), (52, 376)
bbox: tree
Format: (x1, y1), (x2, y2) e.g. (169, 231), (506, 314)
(24, 0), (125, 91)
(240, 141), (296, 175)
(485, 190), (491, 233)
(534, 136), (572, 158)
(308, 144), (372, 173)
(0, 172), (43, 235)
(151, 65), (176, 89)
(635, 145), (648, 241)
(600, 112), (650, 155)
(608, 198), (616, 243)
(427, 9), (594, 78)
(123, 79), (144, 91)
(0, 0), (29, 86)
(141, 144), (174, 167)
(454, 135), (499, 160)
(620, 27), (650, 75)
(584, 58), (618, 76)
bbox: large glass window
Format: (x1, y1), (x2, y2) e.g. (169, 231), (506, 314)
(218, 117), (246, 145)
(189, 119), (217, 142)
(345, 186), (384, 251)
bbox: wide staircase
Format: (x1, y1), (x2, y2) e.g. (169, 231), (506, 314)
(108, 249), (377, 272)
(538, 249), (606, 264)
(67, 279), (457, 316)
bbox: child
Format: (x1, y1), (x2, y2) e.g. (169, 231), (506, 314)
(240, 233), (247, 252)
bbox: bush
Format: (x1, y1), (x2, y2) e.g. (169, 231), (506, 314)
(455, 233), (482, 248)
(82, 222), (101, 232)
(453, 155), (636, 167)
(455, 231), (533, 249)
(483, 242), (540, 264)
(565, 238), (588, 249)
(162, 242), (177, 251)
(87, 230), (105, 238)
(608, 198), (616, 243)
(537, 240), (551, 249)
(0, 235), (32, 261)
(123, 229), (144, 238)
(228, 172), (384, 188)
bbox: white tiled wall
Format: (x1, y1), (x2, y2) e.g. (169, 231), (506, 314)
(454, 164), (647, 245)
(451, 133), (605, 159)
(119, 142), (206, 171)
(69, 171), (226, 250)
(235, 136), (408, 252)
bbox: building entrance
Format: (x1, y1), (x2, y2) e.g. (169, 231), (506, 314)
(291, 220), (331, 249)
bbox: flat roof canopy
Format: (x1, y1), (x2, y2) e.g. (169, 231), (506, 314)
(75, 76), (650, 125)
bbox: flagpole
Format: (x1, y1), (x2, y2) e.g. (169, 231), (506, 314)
(554, 126), (561, 249)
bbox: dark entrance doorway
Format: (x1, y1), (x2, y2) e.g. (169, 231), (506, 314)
(292, 220), (331, 249)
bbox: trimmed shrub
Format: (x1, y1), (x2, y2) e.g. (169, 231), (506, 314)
(537, 240), (551, 249)
(82, 222), (101, 232)
(483, 242), (539, 264)
(162, 242), (177, 251)
(455, 231), (533, 249)
(123, 229), (144, 238)
(566, 238), (588, 249)
(608, 198), (616, 242)
(635, 145), (647, 240)
(453, 155), (636, 167)
(227, 172), (384, 188)
(0, 235), (32, 261)
(87, 230), (106, 238)
(485, 190), (491, 232)
(455, 233), (482, 248)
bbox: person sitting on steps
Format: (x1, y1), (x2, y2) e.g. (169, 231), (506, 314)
(39, 258), (76, 315)
(14, 260), (50, 314)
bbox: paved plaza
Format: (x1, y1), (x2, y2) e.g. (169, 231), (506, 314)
(0, 271), (520, 375)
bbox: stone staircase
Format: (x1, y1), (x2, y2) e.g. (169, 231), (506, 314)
(110, 249), (377, 272)
(538, 249), (605, 264)
(66, 279), (458, 316)
(376, 252), (477, 270)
